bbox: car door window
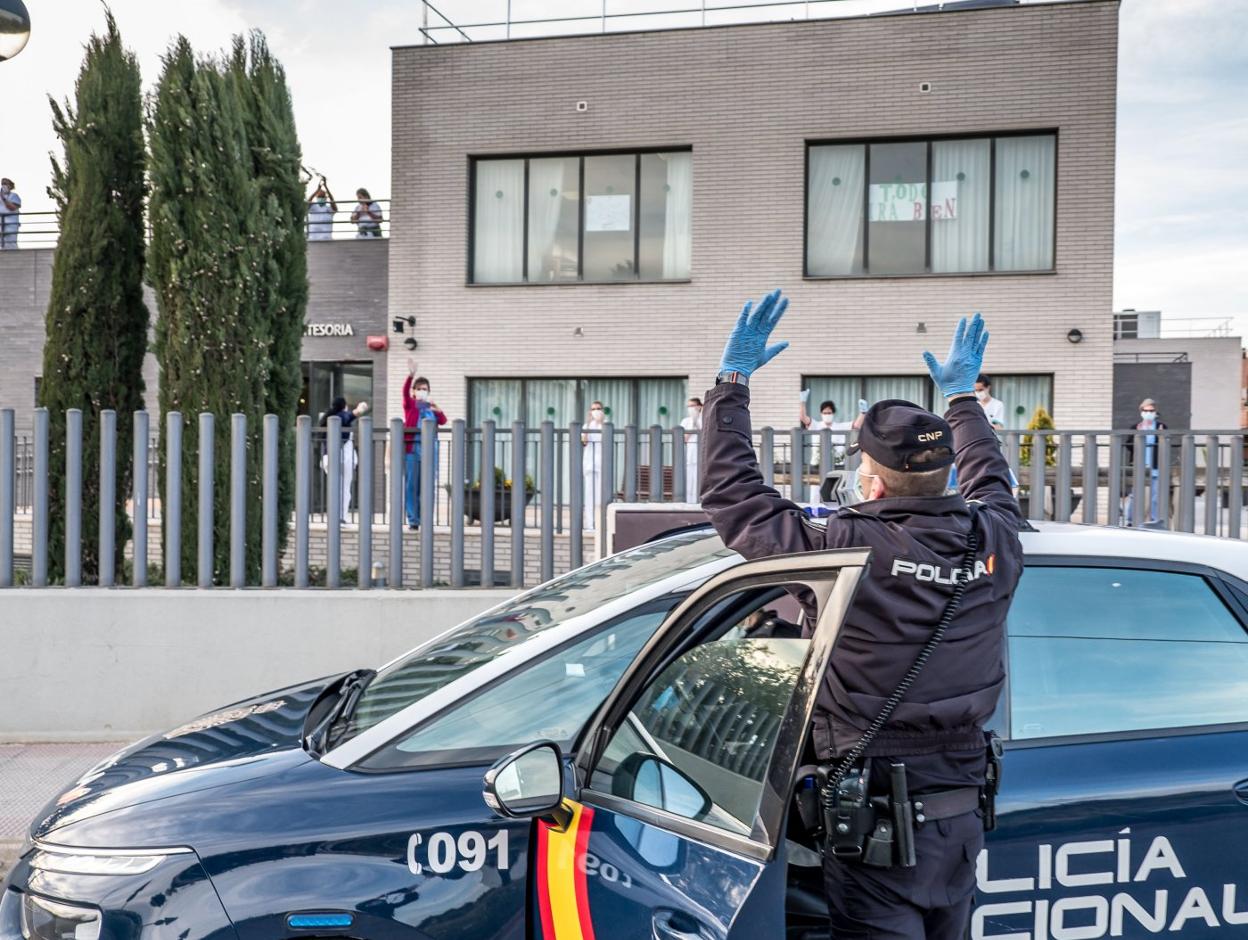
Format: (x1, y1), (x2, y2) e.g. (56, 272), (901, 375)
(1008, 567), (1248, 739)
(359, 598), (681, 770)
(590, 587), (813, 837)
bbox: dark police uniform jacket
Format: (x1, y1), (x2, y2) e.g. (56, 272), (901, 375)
(700, 384), (1024, 789)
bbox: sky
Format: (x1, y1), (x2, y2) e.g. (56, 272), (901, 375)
(3, 0), (1246, 334)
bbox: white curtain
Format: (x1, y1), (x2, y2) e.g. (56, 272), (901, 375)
(994, 135), (1056, 271)
(865, 376), (930, 409)
(991, 374), (1054, 429)
(661, 152), (693, 279)
(807, 145), (865, 275)
(527, 158), (568, 283)
(474, 159), (524, 283)
(932, 139), (990, 273)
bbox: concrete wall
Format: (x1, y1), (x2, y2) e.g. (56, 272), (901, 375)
(0, 589), (509, 741)
(0, 239), (389, 429)
(1114, 336), (1244, 429)
(390, 0), (1119, 431)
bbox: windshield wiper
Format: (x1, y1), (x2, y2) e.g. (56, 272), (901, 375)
(305, 669), (376, 757)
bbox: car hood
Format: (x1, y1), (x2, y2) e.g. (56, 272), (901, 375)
(31, 673), (343, 843)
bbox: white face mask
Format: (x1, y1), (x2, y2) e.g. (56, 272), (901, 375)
(415, 389), (429, 402)
(821, 413), (835, 426)
(687, 406), (700, 418)
(1140, 411), (1156, 423)
(975, 389), (990, 402)
(853, 467), (877, 502)
(590, 409), (604, 421)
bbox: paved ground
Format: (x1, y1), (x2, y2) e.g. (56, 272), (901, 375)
(0, 742), (127, 878)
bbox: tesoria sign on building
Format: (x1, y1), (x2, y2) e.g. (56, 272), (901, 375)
(304, 323), (355, 337)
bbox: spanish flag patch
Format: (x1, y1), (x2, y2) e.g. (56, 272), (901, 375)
(536, 800), (596, 940)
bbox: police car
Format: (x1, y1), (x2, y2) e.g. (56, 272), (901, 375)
(5, 523), (1248, 940)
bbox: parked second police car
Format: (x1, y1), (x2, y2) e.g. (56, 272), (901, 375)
(6, 523), (1248, 940)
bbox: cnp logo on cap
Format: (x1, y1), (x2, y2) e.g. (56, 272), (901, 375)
(851, 400), (955, 472)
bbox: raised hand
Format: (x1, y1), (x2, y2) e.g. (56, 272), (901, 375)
(923, 313), (990, 398)
(719, 289), (790, 378)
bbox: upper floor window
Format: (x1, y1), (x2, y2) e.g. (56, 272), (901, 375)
(805, 133), (1055, 277)
(471, 150), (692, 284)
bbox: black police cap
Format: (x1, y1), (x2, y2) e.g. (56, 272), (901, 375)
(850, 399), (955, 473)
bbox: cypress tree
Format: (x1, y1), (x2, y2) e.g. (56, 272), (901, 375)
(230, 32), (307, 560)
(40, 11), (148, 584)
(148, 37), (273, 583)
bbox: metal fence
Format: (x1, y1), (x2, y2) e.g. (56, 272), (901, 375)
(0, 408), (1245, 590)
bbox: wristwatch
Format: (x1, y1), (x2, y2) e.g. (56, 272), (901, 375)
(715, 370), (749, 386)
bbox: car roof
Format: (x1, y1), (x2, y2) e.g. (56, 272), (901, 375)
(1020, 521), (1248, 578)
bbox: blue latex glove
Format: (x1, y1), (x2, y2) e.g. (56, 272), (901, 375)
(719, 289), (790, 377)
(858, 398), (868, 414)
(923, 313), (990, 398)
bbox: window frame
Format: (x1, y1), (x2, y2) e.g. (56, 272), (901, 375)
(800, 373), (937, 411)
(803, 128), (1059, 280)
(468, 146), (693, 286)
(1001, 556), (1248, 752)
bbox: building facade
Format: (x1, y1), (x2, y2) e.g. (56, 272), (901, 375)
(388, 0), (1119, 434)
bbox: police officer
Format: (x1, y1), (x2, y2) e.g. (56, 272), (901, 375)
(700, 290), (1023, 940)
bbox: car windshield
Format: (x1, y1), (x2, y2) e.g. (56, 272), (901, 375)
(335, 529), (730, 744)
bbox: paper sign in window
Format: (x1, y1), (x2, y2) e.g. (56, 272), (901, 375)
(586, 194), (632, 232)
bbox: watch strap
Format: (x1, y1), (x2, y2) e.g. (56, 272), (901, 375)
(716, 370), (749, 386)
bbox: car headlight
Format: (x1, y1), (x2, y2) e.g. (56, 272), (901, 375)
(19, 894), (100, 940)
(28, 843), (190, 877)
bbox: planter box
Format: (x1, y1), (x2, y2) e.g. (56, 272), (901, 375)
(461, 486), (535, 524)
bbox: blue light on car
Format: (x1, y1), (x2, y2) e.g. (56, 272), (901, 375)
(287, 913), (354, 929)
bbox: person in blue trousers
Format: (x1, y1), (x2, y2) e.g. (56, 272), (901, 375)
(403, 363), (447, 529)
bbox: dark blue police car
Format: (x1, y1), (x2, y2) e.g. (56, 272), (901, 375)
(5, 523), (1248, 940)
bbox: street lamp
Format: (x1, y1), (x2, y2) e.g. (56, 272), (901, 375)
(0, 0), (30, 61)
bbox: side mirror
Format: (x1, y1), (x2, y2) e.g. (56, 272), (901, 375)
(613, 752), (712, 820)
(483, 741), (566, 822)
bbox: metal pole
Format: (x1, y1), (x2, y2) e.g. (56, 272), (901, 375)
(1004, 433), (1021, 487)
(511, 421), (525, 588)
(1178, 435), (1197, 533)
(99, 410), (116, 586)
(65, 408), (83, 587)
(1204, 435), (1220, 536)
(32, 408), (49, 586)
(228, 414), (246, 588)
(540, 421), (554, 583)
(389, 418), (404, 588)
(165, 412), (182, 587)
(1081, 434), (1097, 524)
(790, 427), (804, 502)
(649, 425), (663, 502)
(451, 419), (466, 588)
(131, 411), (147, 587)
(357, 415), (373, 590)
(1228, 433), (1243, 540)
(262, 414), (278, 587)
(599, 423), (615, 551)
(420, 418), (436, 588)
(819, 427), (832, 483)
(198, 413), (214, 588)
(569, 421), (583, 569)
(482, 421), (496, 587)
(1028, 431), (1045, 522)
(1055, 433), (1072, 522)
(296, 416), (311, 588)
(1131, 431), (1145, 526)
(1157, 430), (1172, 530)
(327, 416), (342, 589)
(672, 427), (686, 504)
(624, 425), (638, 502)
(1106, 432), (1123, 527)
(0, 409), (12, 588)
(761, 427), (775, 488)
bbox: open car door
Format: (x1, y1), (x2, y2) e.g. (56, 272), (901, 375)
(487, 549), (869, 940)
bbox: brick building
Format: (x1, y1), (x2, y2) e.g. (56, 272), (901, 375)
(387, 0), (1119, 433)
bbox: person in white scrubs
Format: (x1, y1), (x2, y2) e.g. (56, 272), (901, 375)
(974, 374), (1007, 430)
(680, 397), (703, 502)
(306, 182), (337, 240)
(320, 396), (369, 521)
(800, 392), (866, 502)
(582, 401), (606, 530)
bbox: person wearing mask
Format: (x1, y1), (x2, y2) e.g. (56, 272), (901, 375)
(800, 392), (867, 500)
(319, 396), (369, 521)
(974, 374), (1006, 430)
(307, 181), (337, 240)
(403, 363), (447, 530)
(0, 179), (21, 249)
(1125, 398), (1167, 526)
(701, 292), (1023, 940)
(582, 401), (607, 530)
(680, 397), (703, 502)
(351, 188), (383, 238)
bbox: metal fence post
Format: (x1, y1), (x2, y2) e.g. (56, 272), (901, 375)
(1055, 433), (1072, 522)
(568, 422), (582, 570)
(1178, 435), (1197, 533)
(1130, 431), (1146, 527)
(599, 423), (615, 551)
(99, 410), (116, 586)
(672, 427), (686, 504)
(66, 408), (83, 587)
(197, 413), (214, 588)
(131, 411), (147, 587)
(511, 422), (526, 588)
(357, 416), (373, 590)
(1004, 433), (1021, 488)
(624, 425), (638, 502)
(451, 419), (466, 588)
(819, 428), (832, 484)
(262, 415), (278, 587)
(420, 418), (436, 588)
(0, 409), (12, 588)
(1157, 430), (1173, 531)
(1205, 435), (1220, 536)
(228, 414), (246, 588)
(1228, 434), (1243, 540)
(540, 421), (554, 583)
(388, 418), (404, 588)
(1106, 432), (1123, 527)
(482, 421), (496, 588)
(790, 427), (804, 502)
(648, 425), (663, 502)
(326, 415), (342, 589)
(296, 415), (311, 588)
(165, 412), (182, 587)
(32, 408), (49, 586)
(1081, 434), (1098, 524)
(1028, 431), (1046, 522)
(761, 427), (775, 488)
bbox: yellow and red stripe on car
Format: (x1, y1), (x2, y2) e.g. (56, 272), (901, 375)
(535, 800), (596, 940)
